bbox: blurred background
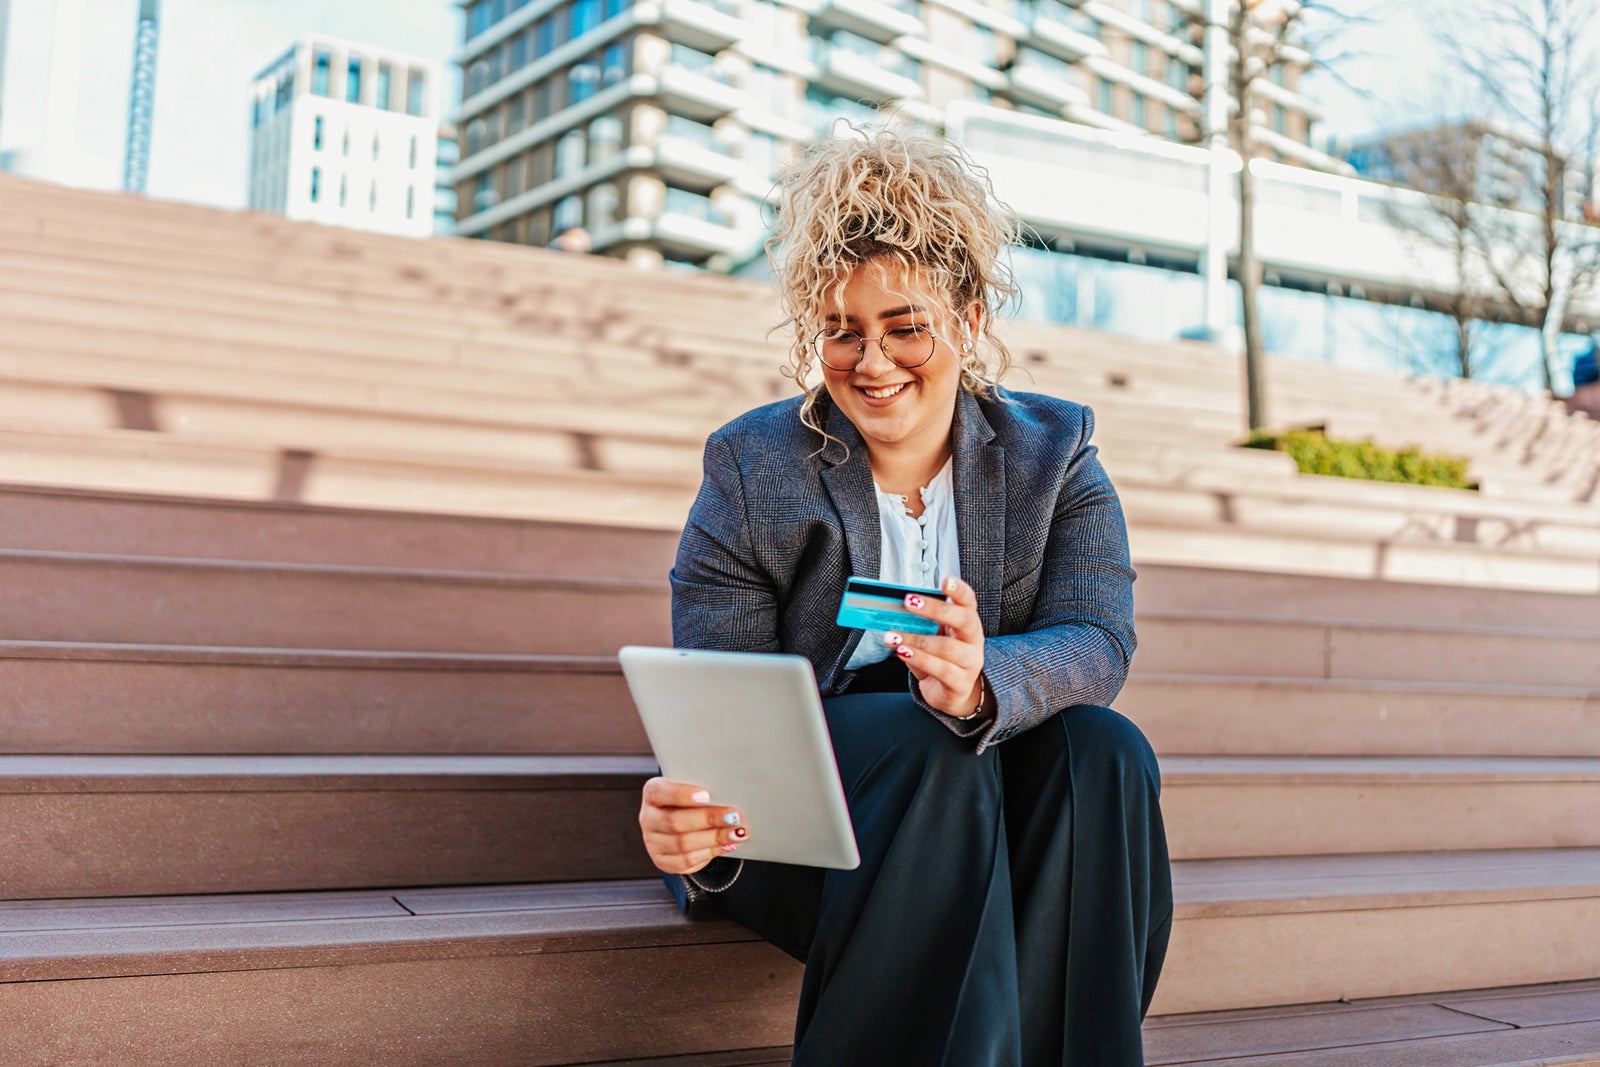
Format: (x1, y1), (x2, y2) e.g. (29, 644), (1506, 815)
(2, 0), (1595, 396)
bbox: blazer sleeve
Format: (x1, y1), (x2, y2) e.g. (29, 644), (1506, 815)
(670, 430), (782, 654)
(924, 406), (1137, 753)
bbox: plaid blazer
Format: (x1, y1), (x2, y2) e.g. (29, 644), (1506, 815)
(671, 386), (1137, 754)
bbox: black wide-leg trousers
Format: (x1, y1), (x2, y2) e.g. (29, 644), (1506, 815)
(715, 685), (1173, 1067)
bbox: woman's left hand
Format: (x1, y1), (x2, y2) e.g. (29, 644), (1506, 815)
(885, 576), (987, 720)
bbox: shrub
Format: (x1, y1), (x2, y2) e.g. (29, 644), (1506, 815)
(1243, 428), (1478, 491)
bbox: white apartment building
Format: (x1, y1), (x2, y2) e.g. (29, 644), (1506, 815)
(0, 0), (137, 190)
(447, 0), (1331, 266)
(248, 35), (443, 238)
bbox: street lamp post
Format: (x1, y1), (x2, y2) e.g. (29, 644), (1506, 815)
(1201, 0), (1233, 344)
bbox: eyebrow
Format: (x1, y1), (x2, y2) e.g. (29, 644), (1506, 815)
(824, 304), (927, 324)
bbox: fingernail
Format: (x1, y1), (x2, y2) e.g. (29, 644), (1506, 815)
(722, 811), (741, 826)
(906, 595), (924, 609)
(691, 790), (711, 804)
(720, 843), (739, 853)
(944, 577), (958, 593)
(883, 631), (902, 646)
(733, 826), (748, 840)
(896, 646), (914, 659)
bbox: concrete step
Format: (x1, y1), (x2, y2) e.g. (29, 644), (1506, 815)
(1137, 609), (1600, 688)
(0, 643), (645, 755)
(1134, 563), (1600, 630)
(1120, 674), (1600, 758)
(8, 641), (1596, 759)
(2, 853), (1596, 1063)
(0, 754), (660, 899)
(0, 550), (673, 655)
(0, 483), (679, 577)
(4, 754), (1597, 898)
(1146, 979), (1600, 1066)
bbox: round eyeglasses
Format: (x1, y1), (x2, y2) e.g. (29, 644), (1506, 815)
(810, 324), (941, 371)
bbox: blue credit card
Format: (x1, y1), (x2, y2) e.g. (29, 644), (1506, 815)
(835, 577), (947, 636)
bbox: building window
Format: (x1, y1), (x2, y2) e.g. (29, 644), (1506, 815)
(533, 79), (554, 120)
(1130, 41), (1147, 77)
(572, 0), (602, 38)
(313, 115), (324, 150)
(589, 182), (620, 228)
(372, 133), (381, 160)
(311, 167), (322, 202)
(469, 0), (492, 38)
(339, 175), (348, 207)
(1273, 103), (1286, 135)
(602, 43), (628, 86)
(342, 129), (350, 156)
(312, 50), (331, 96)
(554, 195), (584, 234)
(536, 15), (559, 57)
(603, 0), (630, 17)
(475, 171), (496, 210)
(507, 95), (526, 135)
(369, 182), (378, 211)
(377, 64), (393, 109)
(467, 59), (491, 97)
(466, 119), (490, 156)
(407, 186), (416, 219)
(1098, 77), (1114, 114)
(589, 115), (624, 162)
(347, 58), (363, 102)
(556, 128), (587, 179)
(1131, 92), (1146, 128)
(569, 61), (600, 103)
(511, 30), (531, 70)
(410, 135), (419, 168)
(408, 71), (427, 116)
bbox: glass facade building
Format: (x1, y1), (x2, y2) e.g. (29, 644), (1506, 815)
(448, 0), (1330, 268)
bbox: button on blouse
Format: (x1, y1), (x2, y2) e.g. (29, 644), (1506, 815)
(844, 457), (961, 670)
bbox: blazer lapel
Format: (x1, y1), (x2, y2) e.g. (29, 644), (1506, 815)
(953, 391), (1005, 635)
(816, 397), (880, 686)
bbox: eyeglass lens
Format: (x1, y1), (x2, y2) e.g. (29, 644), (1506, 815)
(812, 326), (935, 370)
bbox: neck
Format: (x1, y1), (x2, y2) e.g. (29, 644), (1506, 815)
(868, 438), (951, 497)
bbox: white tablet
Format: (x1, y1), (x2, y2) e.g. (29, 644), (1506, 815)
(618, 645), (861, 870)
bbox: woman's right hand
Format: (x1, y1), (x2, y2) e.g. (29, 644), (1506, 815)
(639, 777), (748, 876)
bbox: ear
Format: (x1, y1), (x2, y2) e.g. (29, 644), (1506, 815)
(964, 300), (984, 341)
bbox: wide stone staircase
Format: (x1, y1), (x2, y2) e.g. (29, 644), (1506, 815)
(2, 172), (1598, 1065)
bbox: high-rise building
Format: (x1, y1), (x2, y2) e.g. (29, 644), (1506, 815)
(448, 0), (1333, 268)
(248, 35), (442, 238)
(0, 0), (137, 190)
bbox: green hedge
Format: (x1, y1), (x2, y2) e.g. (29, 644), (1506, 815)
(1243, 429), (1478, 490)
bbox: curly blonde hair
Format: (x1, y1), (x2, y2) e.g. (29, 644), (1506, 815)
(766, 123), (1022, 440)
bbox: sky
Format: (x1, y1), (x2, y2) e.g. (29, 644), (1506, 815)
(3, 0), (1531, 211)
(144, 0), (462, 208)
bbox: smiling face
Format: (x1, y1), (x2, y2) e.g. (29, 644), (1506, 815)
(817, 258), (981, 479)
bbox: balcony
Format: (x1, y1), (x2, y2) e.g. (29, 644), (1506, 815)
(1028, 13), (1107, 62)
(812, 42), (923, 103)
(647, 66), (744, 122)
(1005, 65), (1088, 112)
(809, 0), (924, 45)
(649, 137), (748, 193)
(640, 0), (745, 55)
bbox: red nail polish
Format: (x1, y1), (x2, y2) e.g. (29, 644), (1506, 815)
(733, 826), (748, 839)
(897, 646), (914, 659)
(906, 595), (923, 609)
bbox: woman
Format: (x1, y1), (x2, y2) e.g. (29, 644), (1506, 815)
(637, 126), (1172, 1066)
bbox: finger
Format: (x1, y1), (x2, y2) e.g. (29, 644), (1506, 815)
(646, 824), (748, 859)
(900, 648), (976, 705)
(883, 630), (982, 670)
(901, 591), (983, 641)
(667, 840), (742, 876)
(645, 804), (744, 836)
(642, 777), (715, 808)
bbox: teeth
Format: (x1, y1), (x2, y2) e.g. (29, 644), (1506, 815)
(863, 383), (908, 399)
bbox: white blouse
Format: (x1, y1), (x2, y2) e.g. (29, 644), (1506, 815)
(844, 457), (962, 670)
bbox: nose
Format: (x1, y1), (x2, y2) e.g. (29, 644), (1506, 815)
(855, 336), (896, 375)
